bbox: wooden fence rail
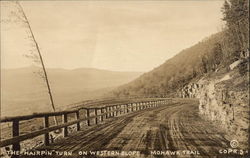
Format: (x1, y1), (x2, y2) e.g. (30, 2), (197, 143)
(0, 99), (169, 151)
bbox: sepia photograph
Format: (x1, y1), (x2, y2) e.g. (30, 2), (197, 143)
(0, 0), (249, 157)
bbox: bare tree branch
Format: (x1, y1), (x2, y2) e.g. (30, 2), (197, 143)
(11, 1), (59, 125)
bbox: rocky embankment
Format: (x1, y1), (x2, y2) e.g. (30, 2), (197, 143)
(180, 55), (249, 149)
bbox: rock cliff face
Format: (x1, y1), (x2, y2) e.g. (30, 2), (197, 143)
(180, 58), (249, 148)
(198, 77), (249, 148)
(179, 83), (203, 98)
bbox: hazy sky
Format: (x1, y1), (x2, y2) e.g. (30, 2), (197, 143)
(1, 0), (224, 72)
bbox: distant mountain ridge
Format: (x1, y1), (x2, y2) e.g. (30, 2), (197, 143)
(1, 66), (142, 116)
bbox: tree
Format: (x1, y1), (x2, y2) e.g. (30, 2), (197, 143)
(222, 0), (249, 58)
(201, 56), (208, 73)
(7, 1), (58, 124)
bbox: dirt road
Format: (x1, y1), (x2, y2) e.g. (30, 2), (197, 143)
(31, 99), (237, 158)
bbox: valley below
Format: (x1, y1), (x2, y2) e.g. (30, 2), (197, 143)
(1, 66), (142, 117)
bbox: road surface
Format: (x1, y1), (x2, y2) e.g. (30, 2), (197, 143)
(32, 99), (233, 158)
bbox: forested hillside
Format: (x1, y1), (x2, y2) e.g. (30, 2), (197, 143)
(112, 0), (249, 98)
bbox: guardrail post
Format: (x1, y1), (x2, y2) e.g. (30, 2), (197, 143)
(112, 106), (115, 117)
(131, 103), (134, 112)
(43, 116), (49, 146)
(114, 106), (116, 116)
(116, 105), (118, 116)
(126, 104), (129, 113)
(76, 111), (80, 131)
(110, 106), (112, 117)
(104, 107), (107, 119)
(63, 114), (68, 137)
(109, 106), (112, 117)
(118, 105), (120, 115)
(86, 109), (90, 126)
(114, 106), (117, 116)
(106, 106), (109, 118)
(117, 105), (120, 115)
(101, 108), (104, 121)
(12, 120), (20, 152)
(94, 108), (98, 124)
(108, 107), (111, 117)
(121, 104), (125, 114)
(117, 105), (119, 116)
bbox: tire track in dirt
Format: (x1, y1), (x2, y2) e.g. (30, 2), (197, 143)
(31, 100), (231, 158)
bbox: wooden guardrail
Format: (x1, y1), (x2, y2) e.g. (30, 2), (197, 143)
(0, 99), (169, 152)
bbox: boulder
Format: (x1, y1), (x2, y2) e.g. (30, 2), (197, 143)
(229, 59), (243, 70)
